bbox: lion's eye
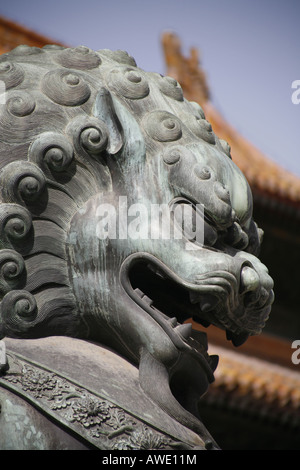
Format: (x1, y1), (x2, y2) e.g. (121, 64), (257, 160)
(170, 198), (218, 247)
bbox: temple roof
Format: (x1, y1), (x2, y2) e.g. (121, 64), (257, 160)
(162, 32), (300, 210)
(202, 343), (300, 431)
(0, 15), (64, 54)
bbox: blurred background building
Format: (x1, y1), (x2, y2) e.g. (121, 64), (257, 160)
(162, 31), (300, 450)
(0, 15), (299, 450)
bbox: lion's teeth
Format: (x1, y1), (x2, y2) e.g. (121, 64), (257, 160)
(142, 295), (153, 306)
(168, 317), (178, 326)
(134, 288), (144, 298)
(175, 323), (192, 339)
(134, 289), (153, 305)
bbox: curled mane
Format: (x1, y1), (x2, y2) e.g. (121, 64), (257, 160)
(0, 45), (136, 338)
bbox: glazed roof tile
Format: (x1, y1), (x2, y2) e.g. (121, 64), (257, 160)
(205, 344), (300, 425)
(0, 16), (64, 53)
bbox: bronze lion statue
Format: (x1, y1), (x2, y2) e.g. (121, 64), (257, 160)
(0, 45), (274, 450)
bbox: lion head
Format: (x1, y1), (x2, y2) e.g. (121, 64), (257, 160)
(0, 45), (274, 446)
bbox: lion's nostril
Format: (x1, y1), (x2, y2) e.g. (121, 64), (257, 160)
(240, 266), (260, 294)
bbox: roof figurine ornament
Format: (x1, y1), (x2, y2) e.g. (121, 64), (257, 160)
(0, 44), (274, 450)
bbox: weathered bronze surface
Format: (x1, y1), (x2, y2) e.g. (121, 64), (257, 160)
(0, 45), (274, 450)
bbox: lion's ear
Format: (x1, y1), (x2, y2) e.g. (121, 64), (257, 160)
(93, 88), (123, 155)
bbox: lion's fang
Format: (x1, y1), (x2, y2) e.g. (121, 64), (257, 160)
(134, 288), (153, 306)
(175, 323), (192, 339)
(142, 295), (153, 306)
(168, 317), (178, 327)
(134, 288), (144, 298)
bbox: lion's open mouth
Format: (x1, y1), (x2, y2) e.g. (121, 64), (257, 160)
(120, 252), (263, 382)
(121, 251), (273, 349)
(120, 254), (217, 379)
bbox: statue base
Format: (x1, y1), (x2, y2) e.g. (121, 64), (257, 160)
(0, 336), (207, 450)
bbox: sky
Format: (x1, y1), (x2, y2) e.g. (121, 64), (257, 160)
(0, 0), (299, 177)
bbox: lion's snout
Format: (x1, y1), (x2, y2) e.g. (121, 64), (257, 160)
(240, 265), (260, 293)
(240, 264), (273, 308)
